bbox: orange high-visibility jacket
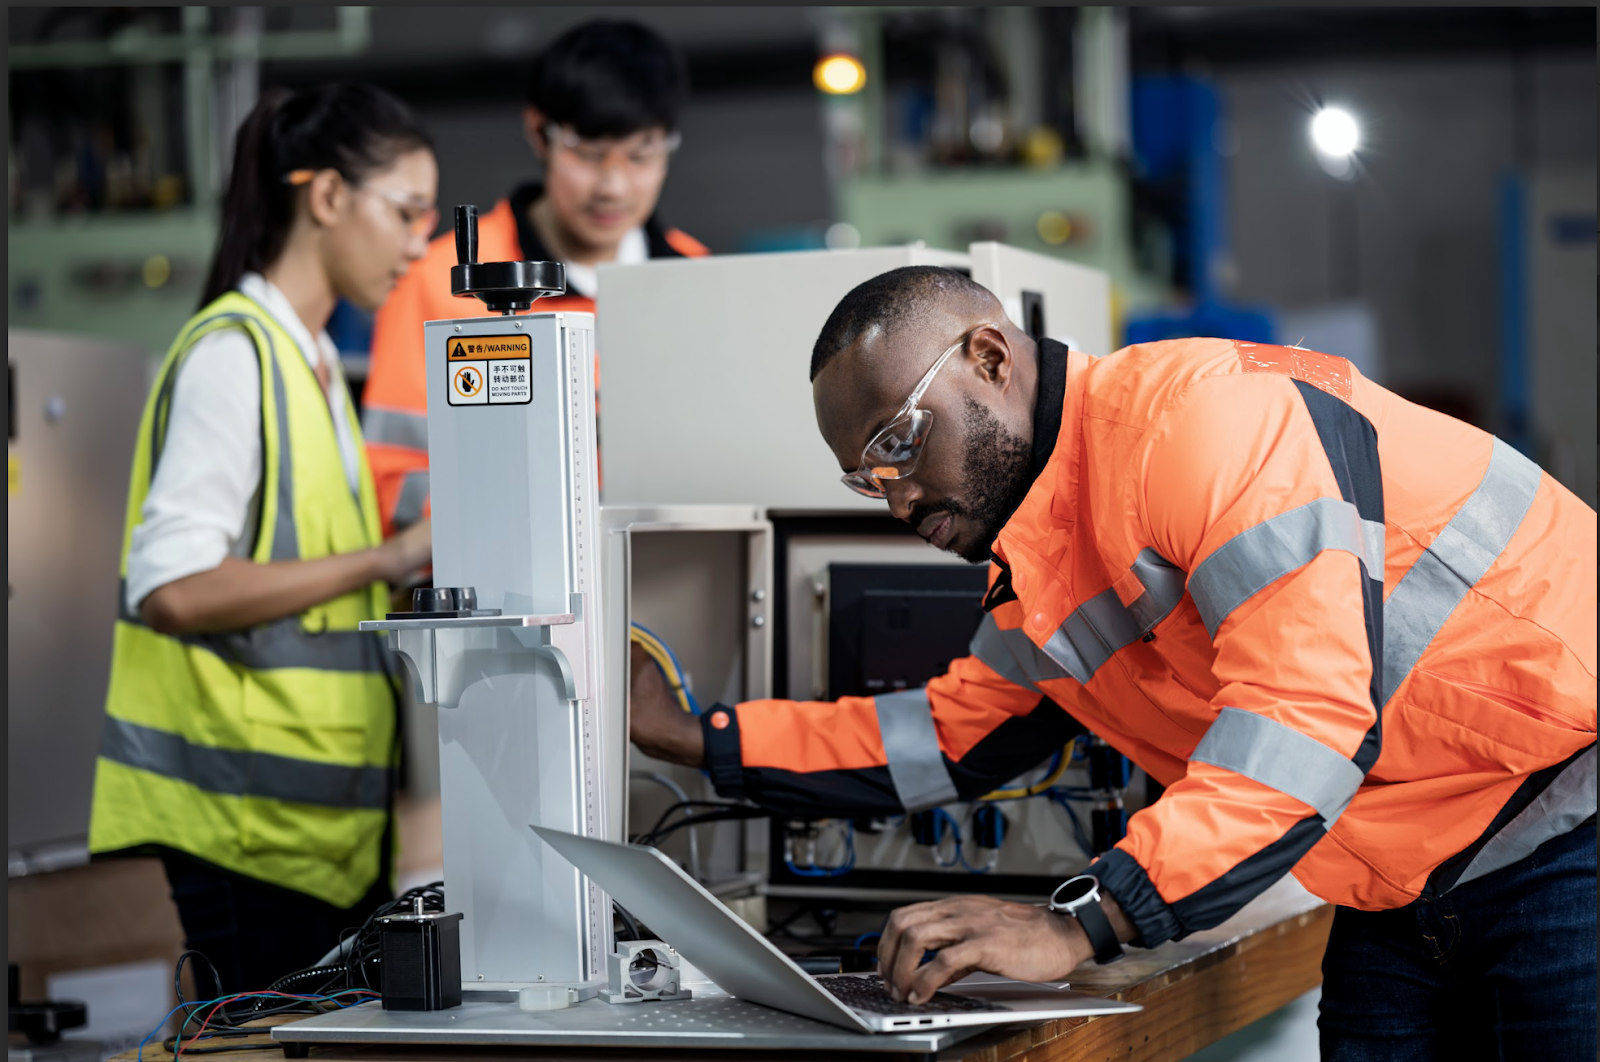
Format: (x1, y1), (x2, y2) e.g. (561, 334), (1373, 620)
(704, 338), (1596, 948)
(361, 183), (708, 536)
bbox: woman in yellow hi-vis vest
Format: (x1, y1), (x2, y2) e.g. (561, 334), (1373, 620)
(89, 82), (438, 994)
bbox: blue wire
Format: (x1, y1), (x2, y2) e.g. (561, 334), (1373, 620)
(785, 822), (856, 877)
(927, 808), (964, 869)
(1047, 790), (1095, 856)
(632, 622), (702, 715)
(139, 991), (377, 1062)
(853, 932), (882, 950)
(956, 849), (992, 874)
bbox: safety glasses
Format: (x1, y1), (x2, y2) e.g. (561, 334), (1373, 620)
(284, 169), (439, 238)
(840, 324), (994, 499)
(545, 124), (682, 177)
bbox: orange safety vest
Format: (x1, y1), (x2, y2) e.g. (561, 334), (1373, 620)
(361, 183), (708, 537)
(705, 338), (1596, 947)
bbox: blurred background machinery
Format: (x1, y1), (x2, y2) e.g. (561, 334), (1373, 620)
(9, 7), (1593, 495)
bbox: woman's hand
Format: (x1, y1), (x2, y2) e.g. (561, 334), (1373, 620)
(377, 518), (432, 585)
(142, 518), (432, 635)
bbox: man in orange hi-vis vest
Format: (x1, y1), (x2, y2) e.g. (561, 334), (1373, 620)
(361, 19), (708, 536)
(629, 267), (1596, 1059)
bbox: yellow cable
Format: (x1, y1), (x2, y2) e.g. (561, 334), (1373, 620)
(630, 627), (695, 713)
(981, 744), (1073, 801)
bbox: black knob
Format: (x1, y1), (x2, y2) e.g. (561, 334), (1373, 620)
(411, 587), (480, 613)
(447, 201), (563, 315)
(455, 205), (478, 267)
(412, 587), (455, 613)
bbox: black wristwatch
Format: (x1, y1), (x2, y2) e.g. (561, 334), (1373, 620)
(1048, 875), (1125, 965)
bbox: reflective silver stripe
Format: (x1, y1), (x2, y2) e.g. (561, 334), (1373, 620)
(392, 470), (430, 530)
(1043, 589), (1127, 684)
(363, 407), (429, 452)
(114, 586), (391, 674)
(1040, 548), (1186, 684)
(969, 616), (1071, 692)
(1189, 498), (1386, 639)
(1452, 746), (1596, 890)
(193, 621), (392, 674)
(1382, 439), (1542, 706)
(874, 689), (959, 812)
(100, 716), (389, 810)
(1190, 706), (1365, 824)
(266, 351), (299, 562)
(1128, 549), (1188, 632)
(151, 311), (292, 560)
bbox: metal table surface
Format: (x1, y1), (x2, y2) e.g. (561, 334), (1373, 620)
(112, 878), (1329, 1062)
(273, 989), (984, 1056)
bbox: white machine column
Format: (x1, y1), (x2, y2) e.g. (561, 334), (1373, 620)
(364, 207), (614, 991)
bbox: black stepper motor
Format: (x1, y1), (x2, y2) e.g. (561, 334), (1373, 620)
(377, 903), (464, 1011)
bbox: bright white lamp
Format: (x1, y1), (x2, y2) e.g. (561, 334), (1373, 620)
(1310, 107), (1360, 157)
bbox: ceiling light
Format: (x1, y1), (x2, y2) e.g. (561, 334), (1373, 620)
(1310, 107), (1360, 158)
(814, 54), (866, 95)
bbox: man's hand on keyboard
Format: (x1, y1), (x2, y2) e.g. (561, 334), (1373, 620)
(877, 895), (1089, 1006)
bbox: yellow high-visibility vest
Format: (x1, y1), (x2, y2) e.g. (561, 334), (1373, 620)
(89, 291), (398, 909)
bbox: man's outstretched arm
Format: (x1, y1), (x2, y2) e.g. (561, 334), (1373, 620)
(628, 598), (1086, 819)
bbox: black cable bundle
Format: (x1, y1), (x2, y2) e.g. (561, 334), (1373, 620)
(164, 951), (361, 1056)
(325, 880), (446, 997)
(630, 799), (770, 847)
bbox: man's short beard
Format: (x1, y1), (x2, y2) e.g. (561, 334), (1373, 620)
(910, 397), (1034, 563)
(953, 396), (1035, 561)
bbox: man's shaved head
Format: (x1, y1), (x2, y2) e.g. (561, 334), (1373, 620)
(809, 266), (1040, 563)
(810, 266), (1000, 382)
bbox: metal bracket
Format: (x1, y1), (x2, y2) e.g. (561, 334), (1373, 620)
(599, 940), (693, 1005)
(361, 593), (590, 708)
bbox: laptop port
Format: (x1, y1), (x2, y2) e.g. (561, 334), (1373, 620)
(919, 1019), (933, 1025)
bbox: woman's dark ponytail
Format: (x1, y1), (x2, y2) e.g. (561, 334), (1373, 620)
(197, 82), (433, 309)
(197, 87), (292, 310)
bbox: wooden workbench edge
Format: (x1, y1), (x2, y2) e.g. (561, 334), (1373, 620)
(954, 904), (1334, 1062)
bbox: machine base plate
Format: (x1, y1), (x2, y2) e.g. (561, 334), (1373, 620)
(272, 989), (994, 1056)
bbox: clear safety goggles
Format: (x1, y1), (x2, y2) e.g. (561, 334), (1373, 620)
(284, 169), (439, 238)
(545, 124), (682, 177)
(840, 325), (993, 499)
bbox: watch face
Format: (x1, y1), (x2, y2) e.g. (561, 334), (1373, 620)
(1050, 876), (1098, 910)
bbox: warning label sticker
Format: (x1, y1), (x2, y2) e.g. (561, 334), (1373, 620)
(446, 334), (532, 406)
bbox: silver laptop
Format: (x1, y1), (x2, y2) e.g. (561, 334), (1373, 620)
(531, 826), (1142, 1033)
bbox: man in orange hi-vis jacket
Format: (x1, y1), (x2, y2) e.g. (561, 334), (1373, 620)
(361, 19), (708, 536)
(629, 267), (1597, 1059)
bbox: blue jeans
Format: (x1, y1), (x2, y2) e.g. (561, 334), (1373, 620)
(1319, 819), (1596, 1061)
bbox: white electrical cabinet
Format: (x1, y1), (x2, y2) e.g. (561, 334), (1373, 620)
(596, 242), (1108, 512)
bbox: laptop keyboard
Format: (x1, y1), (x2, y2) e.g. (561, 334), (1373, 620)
(814, 974), (997, 1016)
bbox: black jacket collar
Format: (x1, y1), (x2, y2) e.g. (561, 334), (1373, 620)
(984, 337), (1070, 605)
(1030, 337), (1070, 482)
(507, 182), (689, 276)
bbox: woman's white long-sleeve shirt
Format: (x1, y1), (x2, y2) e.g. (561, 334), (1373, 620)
(124, 273), (364, 615)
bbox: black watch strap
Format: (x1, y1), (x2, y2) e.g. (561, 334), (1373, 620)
(1072, 898), (1125, 965)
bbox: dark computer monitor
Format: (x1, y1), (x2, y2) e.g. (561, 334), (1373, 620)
(825, 563), (990, 699)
